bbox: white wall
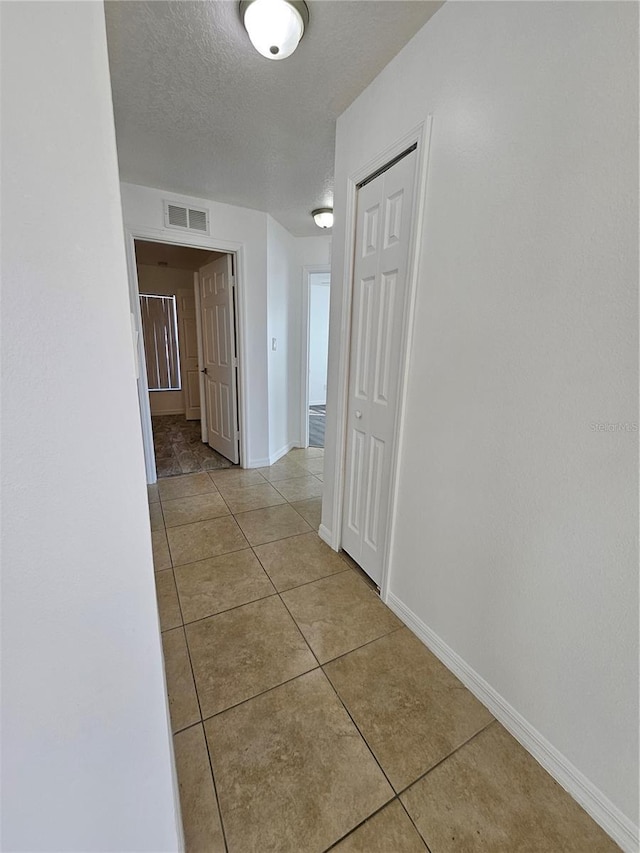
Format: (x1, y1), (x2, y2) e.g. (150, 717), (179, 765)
(266, 217), (295, 459)
(309, 276), (331, 405)
(120, 183), (270, 466)
(324, 1), (638, 847)
(1, 4), (181, 851)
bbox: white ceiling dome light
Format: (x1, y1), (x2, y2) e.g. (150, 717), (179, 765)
(312, 208), (333, 229)
(240, 0), (309, 61)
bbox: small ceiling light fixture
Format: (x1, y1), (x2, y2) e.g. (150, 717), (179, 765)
(312, 208), (333, 229)
(240, 0), (309, 61)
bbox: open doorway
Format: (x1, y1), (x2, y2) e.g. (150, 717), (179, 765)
(134, 240), (239, 477)
(302, 267), (331, 448)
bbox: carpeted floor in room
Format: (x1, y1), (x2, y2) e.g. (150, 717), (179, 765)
(309, 404), (326, 448)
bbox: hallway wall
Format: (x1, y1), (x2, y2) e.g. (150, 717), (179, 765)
(267, 217), (295, 461)
(324, 2), (638, 847)
(288, 236), (332, 448)
(1, 3), (181, 850)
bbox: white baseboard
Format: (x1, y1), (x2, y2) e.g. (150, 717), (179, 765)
(246, 443), (299, 470)
(245, 457), (270, 469)
(385, 592), (639, 853)
(268, 442), (295, 466)
(318, 523), (334, 549)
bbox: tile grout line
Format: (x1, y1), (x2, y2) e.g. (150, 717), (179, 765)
(169, 540), (249, 570)
(156, 515), (231, 851)
(171, 563), (231, 853)
(318, 623), (406, 667)
(387, 722), (498, 853)
(396, 796), (433, 853)
(164, 520), (489, 748)
(197, 665), (322, 726)
(395, 717), (497, 799)
(200, 719), (231, 853)
(156, 451), (330, 850)
(276, 587), (323, 669)
(237, 492), (411, 829)
(167, 565), (357, 632)
(168, 590), (279, 630)
(153, 452), (512, 853)
(216, 506), (341, 726)
(159, 475), (407, 702)
(157, 479), (321, 528)
(161, 605), (405, 698)
(168, 617), (405, 726)
(163, 553), (386, 638)
(320, 657), (466, 853)
(320, 667), (399, 814)
(161, 512), (315, 546)
(322, 798), (404, 852)
(183, 476), (321, 713)
(159, 481), (329, 633)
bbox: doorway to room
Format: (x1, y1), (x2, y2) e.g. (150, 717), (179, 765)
(134, 239), (240, 477)
(302, 268), (331, 448)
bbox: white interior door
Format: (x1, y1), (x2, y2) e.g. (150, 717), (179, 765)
(198, 255), (239, 464)
(341, 148), (417, 584)
(177, 287), (201, 420)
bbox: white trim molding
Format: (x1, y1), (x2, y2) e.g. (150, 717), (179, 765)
(385, 592), (640, 853)
(148, 407), (186, 417)
(269, 441), (296, 467)
(318, 524), (333, 548)
(246, 457), (271, 469)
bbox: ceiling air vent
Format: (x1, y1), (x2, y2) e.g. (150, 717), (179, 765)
(163, 201), (210, 234)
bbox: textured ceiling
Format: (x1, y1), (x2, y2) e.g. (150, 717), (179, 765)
(105, 0), (443, 236)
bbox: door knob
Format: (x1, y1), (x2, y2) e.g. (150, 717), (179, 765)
(201, 367), (208, 375)
(355, 410), (362, 419)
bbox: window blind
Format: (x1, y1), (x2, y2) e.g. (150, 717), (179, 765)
(139, 294), (181, 391)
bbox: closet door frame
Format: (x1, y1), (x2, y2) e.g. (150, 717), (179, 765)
(324, 117), (433, 601)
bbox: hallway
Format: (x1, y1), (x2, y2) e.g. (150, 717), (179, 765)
(148, 449), (619, 853)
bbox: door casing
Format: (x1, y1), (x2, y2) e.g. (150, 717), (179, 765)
(322, 118), (433, 601)
(124, 229), (248, 483)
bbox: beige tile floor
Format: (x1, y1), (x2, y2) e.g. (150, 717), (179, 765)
(150, 449), (621, 853)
